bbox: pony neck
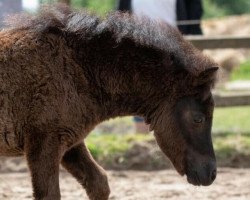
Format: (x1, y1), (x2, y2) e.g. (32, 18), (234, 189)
(68, 33), (161, 121)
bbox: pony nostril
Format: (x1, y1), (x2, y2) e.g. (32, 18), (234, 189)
(210, 169), (217, 181)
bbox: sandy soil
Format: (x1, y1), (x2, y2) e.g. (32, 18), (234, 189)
(0, 168), (249, 200)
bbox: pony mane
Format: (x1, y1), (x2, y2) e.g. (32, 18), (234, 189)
(5, 4), (181, 51)
(4, 4), (218, 80)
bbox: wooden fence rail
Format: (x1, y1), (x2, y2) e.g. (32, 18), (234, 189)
(186, 35), (250, 50)
(213, 93), (250, 107)
(186, 35), (250, 107)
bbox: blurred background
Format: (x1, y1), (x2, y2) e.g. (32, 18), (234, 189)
(0, 0), (250, 200)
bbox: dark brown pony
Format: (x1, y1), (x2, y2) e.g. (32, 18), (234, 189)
(0, 5), (218, 200)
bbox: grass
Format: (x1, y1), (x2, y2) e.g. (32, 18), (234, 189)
(213, 106), (250, 133)
(214, 134), (250, 156)
(85, 133), (152, 160)
(230, 60), (250, 81)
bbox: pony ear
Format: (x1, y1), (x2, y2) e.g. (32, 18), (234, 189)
(193, 67), (219, 86)
(199, 67), (219, 78)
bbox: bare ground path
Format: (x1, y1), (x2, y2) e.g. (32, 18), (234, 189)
(0, 168), (250, 200)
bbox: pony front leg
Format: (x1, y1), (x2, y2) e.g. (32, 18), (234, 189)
(25, 127), (61, 200)
(61, 142), (110, 200)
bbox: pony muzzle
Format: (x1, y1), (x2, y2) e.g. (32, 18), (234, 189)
(186, 159), (217, 186)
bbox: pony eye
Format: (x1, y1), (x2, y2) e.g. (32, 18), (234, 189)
(193, 115), (204, 123)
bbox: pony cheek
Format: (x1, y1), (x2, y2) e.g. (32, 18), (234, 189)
(153, 130), (187, 176)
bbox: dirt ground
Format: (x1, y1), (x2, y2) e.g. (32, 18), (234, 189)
(0, 168), (249, 200)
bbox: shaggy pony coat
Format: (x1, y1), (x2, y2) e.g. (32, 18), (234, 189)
(0, 5), (218, 200)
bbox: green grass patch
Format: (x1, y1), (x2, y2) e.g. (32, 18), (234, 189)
(213, 134), (250, 164)
(213, 106), (250, 133)
(230, 60), (250, 81)
(85, 133), (153, 160)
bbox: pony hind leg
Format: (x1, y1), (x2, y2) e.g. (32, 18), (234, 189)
(61, 142), (110, 200)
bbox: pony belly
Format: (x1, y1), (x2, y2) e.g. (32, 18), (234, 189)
(0, 132), (23, 156)
(0, 147), (24, 157)
(0, 123), (23, 157)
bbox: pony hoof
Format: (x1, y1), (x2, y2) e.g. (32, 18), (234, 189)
(86, 172), (110, 200)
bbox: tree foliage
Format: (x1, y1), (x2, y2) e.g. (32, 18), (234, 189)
(74, 0), (116, 15)
(41, 0), (116, 15)
(204, 0), (250, 18)
(211, 0), (250, 15)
